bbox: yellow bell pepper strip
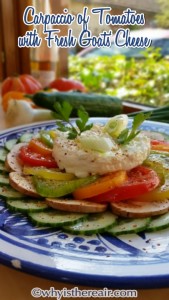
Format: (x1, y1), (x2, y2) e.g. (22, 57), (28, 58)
(49, 130), (57, 140)
(138, 152), (169, 201)
(23, 166), (75, 180)
(28, 139), (52, 156)
(73, 171), (127, 200)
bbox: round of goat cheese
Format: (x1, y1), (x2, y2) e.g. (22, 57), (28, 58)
(52, 126), (150, 178)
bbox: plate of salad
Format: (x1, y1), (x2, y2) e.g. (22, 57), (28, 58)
(1, 104), (169, 289)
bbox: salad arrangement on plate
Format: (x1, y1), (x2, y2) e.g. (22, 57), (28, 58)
(1, 102), (169, 236)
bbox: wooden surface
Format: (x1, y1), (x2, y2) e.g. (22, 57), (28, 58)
(1, 0), (30, 78)
(0, 106), (8, 130)
(0, 264), (169, 300)
(0, 100), (169, 300)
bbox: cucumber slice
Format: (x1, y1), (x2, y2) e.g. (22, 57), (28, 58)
(0, 186), (25, 199)
(28, 210), (87, 227)
(33, 175), (98, 198)
(146, 212), (169, 232)
(19, 133), (34, 143)
(5, 139), (18, 152)
(6, 199), (48, 212)
(0, 148), (8, 162)
(0, 162), (8, 173)
(64, 211), (117, 234)
(107, 217), (151, 236)
(0, 174), (9, 186)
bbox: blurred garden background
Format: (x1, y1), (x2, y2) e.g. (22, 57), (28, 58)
(69, 0), (169, 107)
(1, 0), (169, 109)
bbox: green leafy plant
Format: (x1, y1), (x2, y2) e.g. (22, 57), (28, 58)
(53, 101), (150, 145)
(117, 112), (151, 145)
(69, 48), (169, 107)
(155, 0), (169, 28)
(53, 101), (93, 139)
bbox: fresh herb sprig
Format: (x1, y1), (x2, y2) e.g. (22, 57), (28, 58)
(53, 101), (93, 139)
(117, 112), (151, 145)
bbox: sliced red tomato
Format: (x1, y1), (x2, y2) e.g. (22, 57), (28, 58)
(86, 166), (160, 203)
(19, 145), (57, 168)
(48, 77), (86, 92)
(151, 139), (169, 152)
(151, 140), (169, 146)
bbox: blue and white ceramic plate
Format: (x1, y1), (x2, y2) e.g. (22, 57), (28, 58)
(1, 118), (169, 289)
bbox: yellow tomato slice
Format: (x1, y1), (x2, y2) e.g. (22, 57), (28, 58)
(73, 171), (127, 200)
(138, 154), (169, 201)
(137, 189), (169, 202)
(23, 166), (75, 180)
(136, 171), (169, 202)
(28, 139), (52, 156)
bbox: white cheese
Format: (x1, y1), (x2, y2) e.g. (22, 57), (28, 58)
(52, 126), (150, 178)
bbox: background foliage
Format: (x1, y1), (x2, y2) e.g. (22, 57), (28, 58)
(155, 0), (169, 28)
(69, 49), (169, 107)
